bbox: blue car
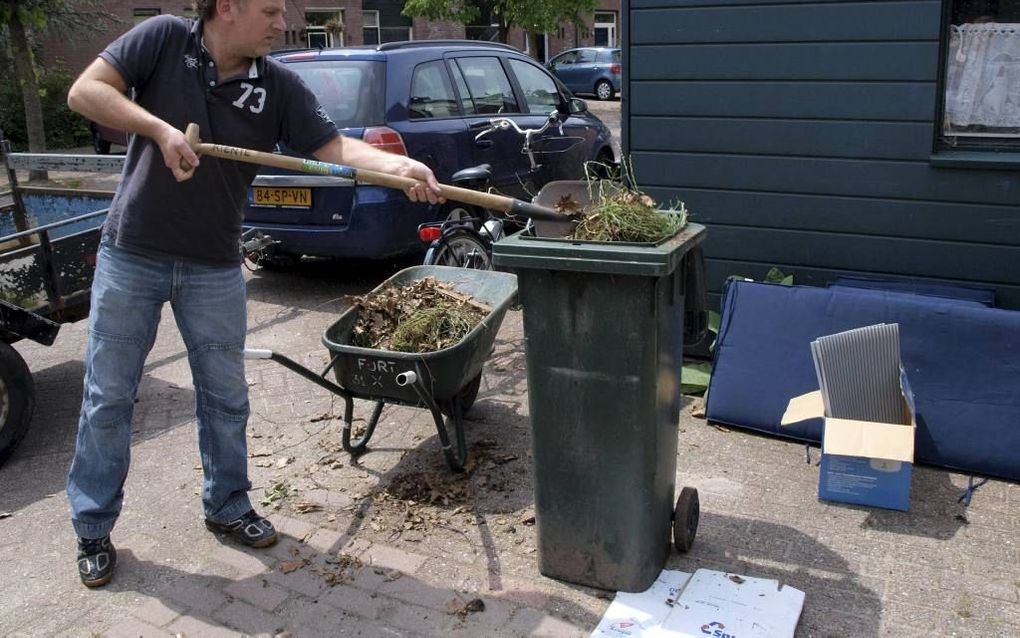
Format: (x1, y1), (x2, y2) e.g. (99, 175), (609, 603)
(547, 47), (622, 101)
(243, 41), (616, 262)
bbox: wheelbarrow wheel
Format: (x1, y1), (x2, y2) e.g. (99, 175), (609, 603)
(342, 400), (384, 455)
(673, 486), (700, 553)
(441, 373), (482, 418)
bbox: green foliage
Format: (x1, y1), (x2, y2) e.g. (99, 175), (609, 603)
(0, 63), (90, 149)
(764, 267), (794, 286)
(402, 0), (597, 43)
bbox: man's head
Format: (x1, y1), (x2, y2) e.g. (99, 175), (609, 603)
(195, 0), (285, 58)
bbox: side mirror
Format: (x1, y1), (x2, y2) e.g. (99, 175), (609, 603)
(568, 97), (588, 114)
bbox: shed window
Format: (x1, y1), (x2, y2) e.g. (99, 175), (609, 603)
(940, 0), (1020, 147)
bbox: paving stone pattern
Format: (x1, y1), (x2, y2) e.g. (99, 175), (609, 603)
(2, 204), (1018, 635)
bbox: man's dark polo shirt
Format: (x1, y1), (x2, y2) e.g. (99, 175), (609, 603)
(99, 16), (338, 265)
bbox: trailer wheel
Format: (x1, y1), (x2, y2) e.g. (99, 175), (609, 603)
(0, 342), (35, 467)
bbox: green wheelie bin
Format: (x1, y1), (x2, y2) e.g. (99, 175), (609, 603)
(492, 223), (706, 592)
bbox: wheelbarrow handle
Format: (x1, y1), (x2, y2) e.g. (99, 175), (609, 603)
(244, 348), (350, 398)
(184, 123), (573, 223)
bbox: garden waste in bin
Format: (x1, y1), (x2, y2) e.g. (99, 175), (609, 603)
(492, 223), (707, 592)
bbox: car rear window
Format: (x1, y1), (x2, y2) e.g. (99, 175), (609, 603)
(289, 60), (385, 129)
(610, 50), (621, 64)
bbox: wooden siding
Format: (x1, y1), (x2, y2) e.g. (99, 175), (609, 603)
(624, 0), (1020, 309)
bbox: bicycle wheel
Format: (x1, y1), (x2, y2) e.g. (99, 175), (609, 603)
(430, 230), (493, 270)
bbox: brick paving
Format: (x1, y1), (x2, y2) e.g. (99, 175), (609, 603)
(3, 142), (1020, 635)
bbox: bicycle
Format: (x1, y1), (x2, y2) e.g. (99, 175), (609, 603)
(419, 110), (570, 270)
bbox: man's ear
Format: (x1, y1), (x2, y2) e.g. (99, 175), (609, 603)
(215, 0), (239, 22)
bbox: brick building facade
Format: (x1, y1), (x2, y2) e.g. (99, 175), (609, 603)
(40, 0), (621, 75)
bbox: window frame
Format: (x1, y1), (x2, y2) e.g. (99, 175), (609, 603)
(305, 8), (345, 48)
(932, 0), (1020, 165)
(506, 58), (564, 114)
(407, 60), (462, 121)
(362, 10), (380, 46)
(133, 8), (160, 25)
(448, 55), (521, 116)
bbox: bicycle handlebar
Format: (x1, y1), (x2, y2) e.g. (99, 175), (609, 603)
(474, 110), (566, 169)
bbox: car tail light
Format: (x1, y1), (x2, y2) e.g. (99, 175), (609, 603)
(363, 126), (408, 156)
(610, 63), (621, 75)
(419, 226), (442, 242)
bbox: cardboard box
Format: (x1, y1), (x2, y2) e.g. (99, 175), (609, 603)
(781, 373), (916, 511)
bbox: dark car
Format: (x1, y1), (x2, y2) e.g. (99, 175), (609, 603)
(89, 121), (128, 154)
(243, 40), (615, 262)
(546, 47), (621, 101)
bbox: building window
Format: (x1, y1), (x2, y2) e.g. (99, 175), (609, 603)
(133, 8), (160, 25)
(363, 10), (380, 45)
(593, 12), (616, 47)
(466, 9), (499, 41)
(362, 9), (411, 45)
(306, 9), (344, 48)
(941, 0), (1020, 148)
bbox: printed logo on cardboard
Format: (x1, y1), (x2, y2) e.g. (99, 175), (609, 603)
(701, 621), (737, 637)
(605, 618), (640, 635)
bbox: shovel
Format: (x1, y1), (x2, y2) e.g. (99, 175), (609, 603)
(184, 123), (576, 227)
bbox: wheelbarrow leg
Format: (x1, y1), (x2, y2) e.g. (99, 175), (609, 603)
(341, 397), (384, 456)
(404, 371), (468, 472)
(434, 397), (468, 472)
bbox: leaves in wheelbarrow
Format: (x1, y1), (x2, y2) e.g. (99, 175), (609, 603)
(351, 277), (489, 353)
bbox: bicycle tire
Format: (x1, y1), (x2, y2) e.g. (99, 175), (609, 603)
(428, 230), (493, 270)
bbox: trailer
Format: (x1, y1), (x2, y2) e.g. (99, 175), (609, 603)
(0, 133), (118, 465)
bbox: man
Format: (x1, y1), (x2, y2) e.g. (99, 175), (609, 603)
(66, 0), (442, 587)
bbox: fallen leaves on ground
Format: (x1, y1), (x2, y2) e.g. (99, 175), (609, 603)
(279, 559), (308, 574)
(446, 597), (485, 617)
(294, 501), (323, 514)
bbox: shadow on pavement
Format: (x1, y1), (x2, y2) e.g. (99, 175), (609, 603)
(107, 530), (602, 636)
(0, 359), (197, 514)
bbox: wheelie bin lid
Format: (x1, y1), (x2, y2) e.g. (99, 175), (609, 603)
(492, 223), (706, 277)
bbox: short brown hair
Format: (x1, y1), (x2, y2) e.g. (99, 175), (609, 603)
(192, 0), (217, 21)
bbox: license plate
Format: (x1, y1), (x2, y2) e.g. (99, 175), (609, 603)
(249, 186), (312, 208)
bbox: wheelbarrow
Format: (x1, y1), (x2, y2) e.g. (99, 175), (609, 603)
(245, 265), (518, 471)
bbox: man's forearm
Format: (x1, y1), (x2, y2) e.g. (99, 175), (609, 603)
(68, 80), (168, 141)
(67, 60), (172, 142)
(314, 135), (405, 173)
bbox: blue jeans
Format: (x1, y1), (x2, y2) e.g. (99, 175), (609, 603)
(67, 239), (253, 539)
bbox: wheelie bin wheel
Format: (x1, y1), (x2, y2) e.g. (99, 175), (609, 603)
(673, 486), (700, 553)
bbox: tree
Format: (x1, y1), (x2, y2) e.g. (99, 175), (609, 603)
(1, 0), (117, 180)
(402, 0), (596, 53)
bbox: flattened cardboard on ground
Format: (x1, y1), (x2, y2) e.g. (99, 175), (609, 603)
(781, 372), (916, 511)
(591, 568), (804, 637)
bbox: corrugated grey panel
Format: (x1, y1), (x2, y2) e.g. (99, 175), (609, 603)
(630, 153), (1020, 206)
(646, 188), (1020, 245)
(630, 82), (935, 121)
(631, 3), (940, 44)
(630, 42), (938, 81)
(703, 260), (1020, 308)
(630, 117), (933, 160)
(811, 324), (903, 423)
(703, 226), (1020, 284)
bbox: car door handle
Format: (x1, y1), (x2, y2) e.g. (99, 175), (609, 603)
(475, 139), (493, 148)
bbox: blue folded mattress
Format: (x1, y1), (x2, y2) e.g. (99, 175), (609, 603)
(705, 280), (1020, 481)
